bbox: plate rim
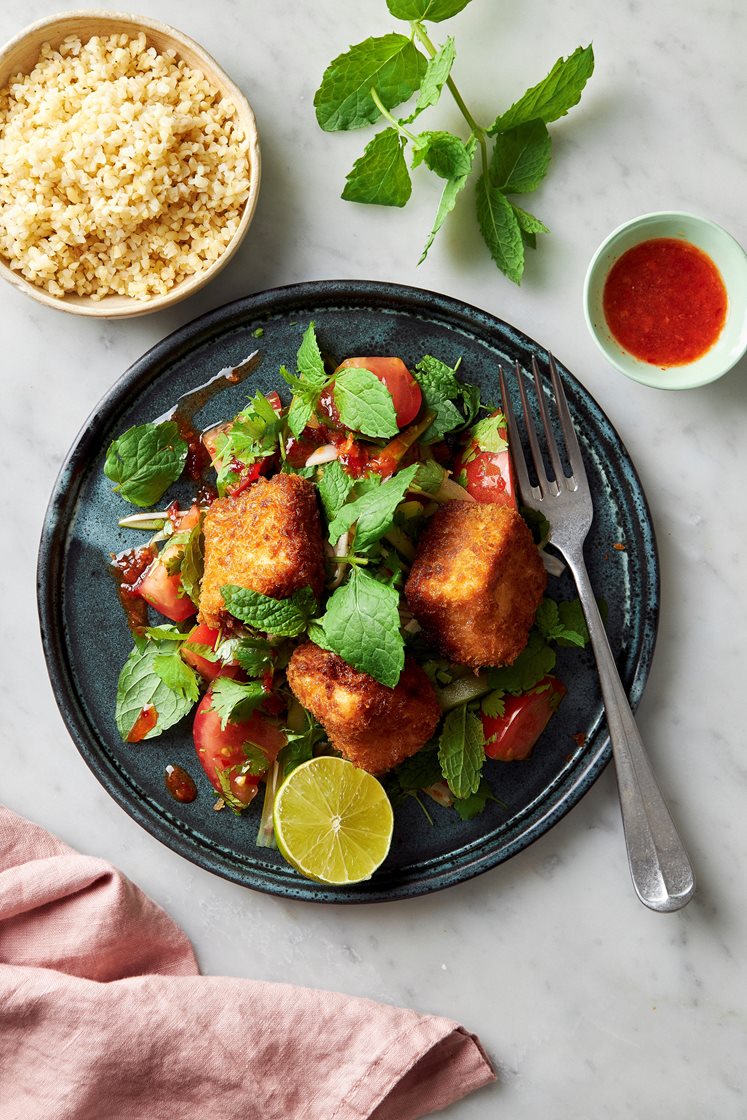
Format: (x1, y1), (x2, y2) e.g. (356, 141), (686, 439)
(37, 278), (660, 903)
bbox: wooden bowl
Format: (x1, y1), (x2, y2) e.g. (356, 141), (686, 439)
(0, 11), (261, 318)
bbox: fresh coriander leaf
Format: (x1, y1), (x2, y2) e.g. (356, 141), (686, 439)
(215, 766), (253, 815)
(213, 393), (282, 494)
(412, 131), (472, 179)
(210, 677), (266, 729)
(467, 413), (509, 456)
(242, 742), (272, 778)
(318, 460), (355, 521)
(386, 0), (473, 20)
(278, 712), (327, 776)
(453, 776), (498, 821)
(480, 690), (506, 718)
(296, 322), (327, 386)
(142, 625), (186, 642)
(402, 36), (455, 122)
(419, 135), (476, 263)
(333, 367), (399, 438)
(488, 45), (595, 134)
(221, 585), (318, 637)
(182, 642), (220, 663)
(521, 506), (551, 547)
(489, 120), (551, 193)
(252, 327), (264, 338)
(104, 422), (187, 508)
(413, 459), (446, 494)
(328, 464), (419, 552)
(314, 567), (405, 687)
(234, 637), (275, 677)
(475, 174), (525, 284)
(438, 705), (485, 798)
(115, 641), (196, 741)
(179, 521), (204, 607)
(152, 652), (200, 703)
(314, 35), (427, 132)
(487, 631), (556, 694)
(342, 128), (412, 207)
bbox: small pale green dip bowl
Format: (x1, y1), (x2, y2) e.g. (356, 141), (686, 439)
(583, 211), (747, 389)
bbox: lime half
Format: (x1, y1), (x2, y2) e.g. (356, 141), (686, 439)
(273, 757), (394, 885)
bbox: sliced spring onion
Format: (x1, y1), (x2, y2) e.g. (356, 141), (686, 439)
(436, 675), (492, 712)
(305, 444), (339, 467)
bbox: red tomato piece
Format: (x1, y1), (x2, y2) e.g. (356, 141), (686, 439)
(454, 411), (517, 507)
(138, 504), (201, 622)
(482, 677), (566, 761)
(193, 679), (286, 806)
(181, 623), (226, 682)
(335, 357), (422, 428)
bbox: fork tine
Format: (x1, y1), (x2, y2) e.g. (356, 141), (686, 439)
(498, 364), (534, 499)
(531, 355), (566, 486)
(548, 354), (587, 483)
(515, 360), (549, 488)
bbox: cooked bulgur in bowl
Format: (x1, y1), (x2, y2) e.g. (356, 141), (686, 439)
(0, 13), (260, 316)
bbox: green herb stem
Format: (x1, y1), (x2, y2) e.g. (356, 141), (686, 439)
(370, 87), (418, 142)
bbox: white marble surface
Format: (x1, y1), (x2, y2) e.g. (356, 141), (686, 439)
(2, 0), (746, 1115)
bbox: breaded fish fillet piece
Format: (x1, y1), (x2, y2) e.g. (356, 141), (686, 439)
(404, 501), (546, 669)
(199, 474), (325, 630)
(286, 642), (441, 775)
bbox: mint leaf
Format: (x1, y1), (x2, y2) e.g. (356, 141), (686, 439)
(453, 776), (497, 821)
(489, 120), (551, 193)
(342, 128), (412, 207)
(386, 0), (473, 20)
(104, 422), (187, 508)
(486, 631), (556, 694)
(179, 520), (204, 607)
(210, 676), (266, 729)
(234, 637), (275, 677)
(556, 599), (590, 647)
(411, 354), (468, 441)
(412, 130), (473, 179)
(296, 321), (327, 386)
(115, 640), (196, 741)
(328, 464), (418, 552)
(314, 567), (405, 687)
(152, 652), (200, 703)
(392, 746), (443, 792)
(318, 460), (355, 521)
(314, 35), (427, 132)
(419, 135), (476, 263)
(221, 585), (318, 637)
(333, 367), (399, 438)
(402, 36), (455, 122)
(488, 45), (595, 134)
(213, 393), (282, 495)
(511, 202), (550, 249)
(438, 705), (485, 798)
(475, 175), (525, 284)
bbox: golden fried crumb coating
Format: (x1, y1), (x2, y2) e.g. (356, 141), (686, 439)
(404, 501), (546, 669)
(286, 642), (442, 775)
(199, 474), (325, 630)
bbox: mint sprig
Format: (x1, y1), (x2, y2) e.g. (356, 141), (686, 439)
(438, 704), (485, 798)
(312, 567), (405, 688)
(314, 3), (594, 283)
(104, 422), (187, 508)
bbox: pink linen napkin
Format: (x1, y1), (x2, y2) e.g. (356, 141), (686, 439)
(0, 806), (494, 1119)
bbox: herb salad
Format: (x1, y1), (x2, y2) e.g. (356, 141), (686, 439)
(105, 323), (589, 875)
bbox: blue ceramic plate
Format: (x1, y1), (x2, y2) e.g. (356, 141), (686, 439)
(37, 280), (659, 902)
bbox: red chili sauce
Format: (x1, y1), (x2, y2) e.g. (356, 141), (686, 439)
(109, 545), (155, 633)
(602, 238), (727, 367)
(164, 764), (198, 803)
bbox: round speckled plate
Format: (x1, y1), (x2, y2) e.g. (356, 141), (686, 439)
(38, 280), (659, 902)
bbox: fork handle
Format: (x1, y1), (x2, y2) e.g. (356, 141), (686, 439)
(564, 548), (696, 912)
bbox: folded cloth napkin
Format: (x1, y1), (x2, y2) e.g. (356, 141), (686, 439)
(0, 806), (494, 1119)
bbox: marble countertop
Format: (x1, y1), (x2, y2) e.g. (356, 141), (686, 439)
(2, 0), (745, 1115)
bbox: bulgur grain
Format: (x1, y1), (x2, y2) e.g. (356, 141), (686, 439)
(0, 33), (252, 300)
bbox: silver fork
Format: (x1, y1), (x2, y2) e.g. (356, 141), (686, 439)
(499, 355), (695, 913)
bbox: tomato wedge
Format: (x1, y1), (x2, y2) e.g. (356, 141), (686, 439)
(193, 677), (286, 807)
(482, 677), (566, 761)
(334, 357), (422, 428)
(455, 411), (517, 506)
(138, 504), (200, 622)
(181, 623), (226, 682)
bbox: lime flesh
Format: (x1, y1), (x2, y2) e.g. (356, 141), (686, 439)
(273, 757), (394, 885)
